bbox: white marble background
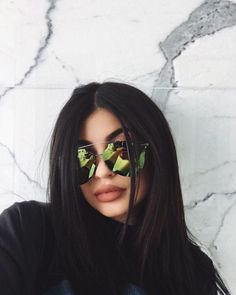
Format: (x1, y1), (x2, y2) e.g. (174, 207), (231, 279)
(0, 0), (236, 293)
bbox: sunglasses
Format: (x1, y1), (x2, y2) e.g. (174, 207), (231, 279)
(77, 140), (149, 185)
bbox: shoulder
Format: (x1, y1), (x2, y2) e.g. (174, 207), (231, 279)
(0, 200), (52, 249)
(0, 201), (55, 294)
(189, 242), (214, 269)
(0, 200), (50, 227)
(189, 242), (217, 294)
(0, 200), (49, 217)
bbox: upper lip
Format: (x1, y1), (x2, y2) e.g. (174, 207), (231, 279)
(94, 184), (125, 196)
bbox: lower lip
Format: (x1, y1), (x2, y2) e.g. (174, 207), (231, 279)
(95, 190), (125, 202)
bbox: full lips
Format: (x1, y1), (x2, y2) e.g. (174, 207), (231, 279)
(95, 189), (125, 202)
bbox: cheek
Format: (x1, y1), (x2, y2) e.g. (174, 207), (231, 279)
(80, 184), (93, 201)
(137, 167), (150, 201)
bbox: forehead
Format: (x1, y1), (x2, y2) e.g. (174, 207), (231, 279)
(79, 108), (124, 142)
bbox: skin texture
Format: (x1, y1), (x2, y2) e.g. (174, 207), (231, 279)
(79, 108), (149, 223)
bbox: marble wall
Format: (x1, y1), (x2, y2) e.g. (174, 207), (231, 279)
(0, 0), (236, 293)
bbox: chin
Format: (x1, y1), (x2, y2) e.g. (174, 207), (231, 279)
(95, 204), (127, 221)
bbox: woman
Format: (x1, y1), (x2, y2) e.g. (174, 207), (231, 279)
(0, 82), (230, 295)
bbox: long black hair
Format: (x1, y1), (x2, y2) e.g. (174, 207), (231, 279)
(48, 82), (230, 295)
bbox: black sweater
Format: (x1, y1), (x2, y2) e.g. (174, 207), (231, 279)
(0, 200), (217, 295)
(0, 200), (63, 295)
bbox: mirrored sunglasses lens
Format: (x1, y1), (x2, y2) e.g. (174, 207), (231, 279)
(77, 142), (148, 184)
(103, 142), (130, 176)
(77, 148), (96, 184)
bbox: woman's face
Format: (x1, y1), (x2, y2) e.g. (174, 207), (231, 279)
(79, 108), (149, 223)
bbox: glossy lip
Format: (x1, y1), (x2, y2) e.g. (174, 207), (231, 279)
(95, 190), (125, 202)
(94, 184), (125, 196)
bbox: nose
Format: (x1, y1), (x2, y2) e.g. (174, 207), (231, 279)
(94, 154), (115, 179)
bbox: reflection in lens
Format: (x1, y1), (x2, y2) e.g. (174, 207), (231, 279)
(77, 148), (96, 184)
(77, 142), (148, 184)
(103, 142), (130, 176)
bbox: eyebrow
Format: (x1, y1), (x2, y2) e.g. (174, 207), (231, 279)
(78, 128), (124, 147)
(106, 127), (123, 141)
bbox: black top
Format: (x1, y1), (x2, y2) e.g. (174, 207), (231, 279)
(0, 200), (217, 295)
(0, 201), (61, 295)
(0, 201), (142, 295)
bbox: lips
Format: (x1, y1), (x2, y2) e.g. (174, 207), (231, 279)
(94, 184), (125, 202)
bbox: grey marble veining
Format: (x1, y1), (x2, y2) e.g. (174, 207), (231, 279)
(0, 0), (235, 293)
(152, 0), (236, 112)
(0, 0), (57, 100)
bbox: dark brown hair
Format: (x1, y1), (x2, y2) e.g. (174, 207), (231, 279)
(48, 82), (230, 295)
